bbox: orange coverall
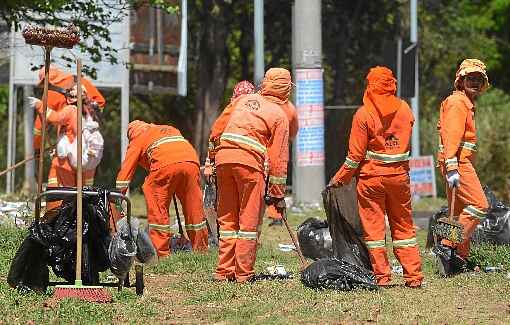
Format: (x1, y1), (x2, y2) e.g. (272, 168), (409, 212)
(116, 122), (208, 257)
(34, 67), (105, 187)
(213, 84), (290, 283)
(331, 66), (423, 287)
(437, 91), (488, 258)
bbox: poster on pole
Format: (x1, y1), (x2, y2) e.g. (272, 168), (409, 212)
(409, 155), (437, 197)
(295, 68), (324, 167)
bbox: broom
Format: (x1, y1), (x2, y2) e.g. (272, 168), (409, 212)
(52, 58), (111, 303)
(434, 186), (464, 244)
(22, 24), (80, 207)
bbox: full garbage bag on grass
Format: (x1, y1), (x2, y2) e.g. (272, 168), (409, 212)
(297, 218), (333, 260)
(301, 257), (377, 291)
(109, 216), (138, 280)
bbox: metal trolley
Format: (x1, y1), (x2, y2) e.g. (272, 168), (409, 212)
(35, 187), (145, 295)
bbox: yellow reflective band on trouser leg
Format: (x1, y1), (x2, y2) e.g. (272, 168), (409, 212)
(219, 230), (238, 240)
(463, 205), (486, 220)
(393, 237), (417, 248)
(185, 220), (207, 231)
(116, 180), (130, 190)
(149, 223), (172, 233)
(84, 178), (94, 186)
(48, 178), (58, 186)
(33, 128), (41, 136)
(365, 240), (386, 249)
(269, 175), (287, 185)
(238, 231), (258, 240)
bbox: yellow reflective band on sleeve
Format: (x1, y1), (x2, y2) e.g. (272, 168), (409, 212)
(238, 231), (258, 240)
(365, 240), (386, 249)
(460, 141), (477, 151)
(147, 136), (187, 158)
(464, 205), (486, 220)
(33, 128), (41, 136)
(185, 220), (207, 231)
(149, 223), (172, 233)
(445, 157), (458, 168)
(269, 175), (287, 185)
(48, 177), (58, 186)
(393, 238), (417, 248)
(219, 230), (238, 239)
(344, 157), (360, 169)
(220, 133), (267, 154)
(365, 151), (410, 163)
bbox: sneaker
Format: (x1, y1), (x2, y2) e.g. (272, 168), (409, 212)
(268, 219), (283, 227)
(433, 244), (466, 277)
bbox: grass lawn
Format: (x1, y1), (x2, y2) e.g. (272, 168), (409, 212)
(0, 204), (510, 324)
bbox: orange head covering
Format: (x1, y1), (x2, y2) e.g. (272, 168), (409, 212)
(37, 65), (70, 85)
(259, 68), (293, 104)
(363, 66), (400, 117)
(127, 120), (150, 141)
(231, 80), (255, 102)
(454, 58), (489, 91)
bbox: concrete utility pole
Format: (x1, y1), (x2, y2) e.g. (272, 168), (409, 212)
(23, 85), (35, 193)
(7, 27), (17, 193)
(254, 0), (264, 85)
(410, 0), (420, 156)
(292, 0), (325, 205)
(121, 10), (131, 163)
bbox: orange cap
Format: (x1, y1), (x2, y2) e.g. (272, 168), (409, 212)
(127, 120), (150, 141)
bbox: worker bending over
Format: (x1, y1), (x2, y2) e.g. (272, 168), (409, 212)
(329, 66), (423, 288)
(212, 68), (290, 283)
(434, 59), (490, 276)
(116, 120), (208, 257)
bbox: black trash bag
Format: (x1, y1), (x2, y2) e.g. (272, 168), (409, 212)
(301, 258), (377, 291)
(322, 184), (373, 270)
(135, 227), (157, 264)
(426, 186), (510, 248)
(109, 216), (137, 281)
(7, 235), (49, 293)
(297, 218), (333, 260)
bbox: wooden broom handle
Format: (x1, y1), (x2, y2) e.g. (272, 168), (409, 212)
(280, 207), (308, 270)
(75, 58), (83, 283)
(449, 186), (457, 221)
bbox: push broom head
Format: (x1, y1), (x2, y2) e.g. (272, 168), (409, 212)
(53, 281), (112, 303)
(22, 24), (80, 49)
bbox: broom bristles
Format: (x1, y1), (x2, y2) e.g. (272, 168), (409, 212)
(433, 218), (464, 244)
(53, 286), (112, 303)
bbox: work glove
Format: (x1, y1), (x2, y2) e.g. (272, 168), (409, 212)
(27, 97), (41, 110)
(446, 170), (460, 188)
(327, 177), (344, 189)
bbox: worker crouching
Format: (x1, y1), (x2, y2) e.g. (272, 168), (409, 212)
(116, 121), (208, 257)
(213, 68), (291, 283)
(329, 66), (423, 288)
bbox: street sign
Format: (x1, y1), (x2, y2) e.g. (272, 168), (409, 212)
(409, 155), (437, 197)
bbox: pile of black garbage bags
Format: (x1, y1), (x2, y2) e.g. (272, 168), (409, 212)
(298, 182), (377, 291)
(7, 187), (155, 294)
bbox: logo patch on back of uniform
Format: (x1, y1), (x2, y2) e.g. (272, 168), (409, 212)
(245, 100), (260, 111)
(385, 134), (400, 150)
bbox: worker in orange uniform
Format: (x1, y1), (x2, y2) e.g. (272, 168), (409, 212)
(213, 68), (290, 283)
(265, 100), (298, 226)
(433, 59), (490, 276)
(329, 66), (423, 288)
(116, 120), (208, 257)
(34, 65), (105, 187)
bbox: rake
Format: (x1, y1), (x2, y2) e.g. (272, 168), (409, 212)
(434, 186), (464, 244)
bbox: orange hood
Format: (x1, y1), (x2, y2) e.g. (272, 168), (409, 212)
(259, 68), (292, 104)
(128, 120), (150, 141)
(363, 66), (400, 117)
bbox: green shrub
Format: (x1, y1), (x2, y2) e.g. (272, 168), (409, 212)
(468, 243), (510, 270)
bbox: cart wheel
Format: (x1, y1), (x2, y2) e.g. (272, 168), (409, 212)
(135, 264), (144, 296)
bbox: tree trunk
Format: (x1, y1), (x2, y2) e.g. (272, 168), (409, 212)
(193, 0), (230, 161)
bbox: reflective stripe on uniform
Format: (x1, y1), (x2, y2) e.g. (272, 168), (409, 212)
(344, 157), (360, 169)
(365, 239), (386, 249)
(445, 157), (458, 168)
(84, 178), (94, 186)
(149, 223), (172, 233)
(439, 141), (477, 152)
(33, 128), (41, 136)
(219, 230), (238, 239)
(147, 136), (187, 158)
(116, 180), (130, 188)
(185, 220), (207, 231)
(48, 177), (58, 185)
(220, 133), (267, 154)
(238, 230), (258, 240)
(269, 175), (287, 185)
(393, 238), (417, 248)
(365, 150), (410, 163)
(464, 205), (486, 220)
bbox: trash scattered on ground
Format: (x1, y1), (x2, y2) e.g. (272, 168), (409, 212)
(265, 264), (288, 277)
(391, 264), (403, 275)
(0, 200), (32, 227)
(483, 265), (505, 273)
(171, 234), (192, 252)
(297, 218), (333, 260)
(278, 243), (296, 252)
(301, 257), (377, 291)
